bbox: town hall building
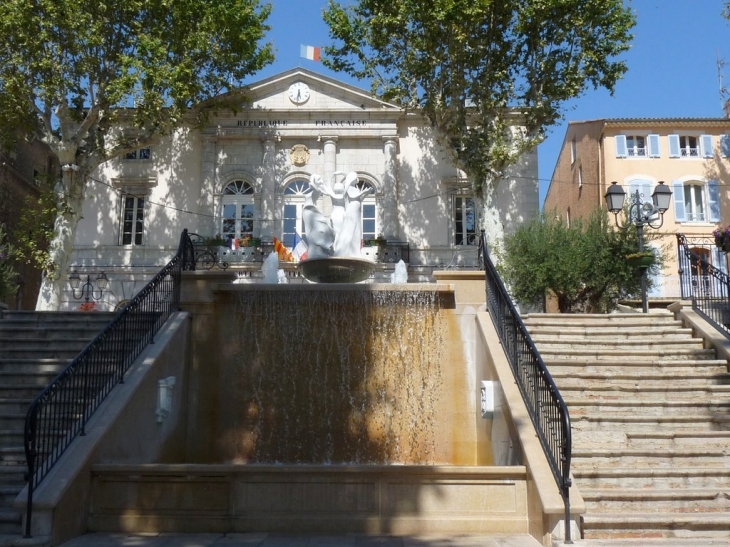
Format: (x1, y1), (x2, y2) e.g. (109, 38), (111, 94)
(67, 68), (538, 310)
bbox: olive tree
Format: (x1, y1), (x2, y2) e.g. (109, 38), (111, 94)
(500, 209), (663, 313)
(323, 0), (635, 251)
(0, 0), (274, 310)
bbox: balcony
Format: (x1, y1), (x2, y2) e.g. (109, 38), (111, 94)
(189, 233), (409, 269)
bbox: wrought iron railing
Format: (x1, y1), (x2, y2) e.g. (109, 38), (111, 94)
(22, 229), (196, 537)
(477, 231), (573, 543)
(677, 233), (730, 337)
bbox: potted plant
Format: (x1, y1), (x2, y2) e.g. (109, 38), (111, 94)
(713, 226), (730, 252)
(204, 234), (226, 247)
(626, 251), (655, 268)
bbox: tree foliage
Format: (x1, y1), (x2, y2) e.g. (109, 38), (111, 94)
(0, 225), (19, 304)
(323, 0), (635, 192)
(0, 0), (274, 309)
(500, 209), (664, 313)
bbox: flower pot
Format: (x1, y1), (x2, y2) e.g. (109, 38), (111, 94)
(627, 255), (654, 268)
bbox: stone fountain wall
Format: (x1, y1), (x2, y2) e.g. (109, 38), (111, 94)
(181, 276), (483, 466)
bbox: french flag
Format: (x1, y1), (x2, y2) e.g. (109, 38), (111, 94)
(292, 232), (308, 262)
(300, 44), (321, 62)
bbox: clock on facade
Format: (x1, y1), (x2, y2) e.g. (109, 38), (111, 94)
(288, 82), (310, 104)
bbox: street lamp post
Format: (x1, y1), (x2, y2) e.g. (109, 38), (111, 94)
(604, 181), (673, 313)
(68, 270), (109, 303)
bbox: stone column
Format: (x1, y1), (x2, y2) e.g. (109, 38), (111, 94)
(320, 136), (338, 216)
(199, 137), (218, 236)
(381, 136), (399, 240)
(260, 136), (279, 242)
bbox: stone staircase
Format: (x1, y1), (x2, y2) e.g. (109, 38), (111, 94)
(523, 311), (730, 541)
(0, 310), (116, 545)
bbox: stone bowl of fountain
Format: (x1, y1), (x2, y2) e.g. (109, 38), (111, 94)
(299, 256), (376, 284)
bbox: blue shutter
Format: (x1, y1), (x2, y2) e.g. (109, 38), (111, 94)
(668, 135), (680, 158)
(648, 134), (660, 157)
(707, 179), (721, 222)
(721, 135), (730, 157)
(615, 135), (627, 158)
(672, 180), (686, 222)
(701, 134), (714, 158)
(713, 248), (727, 275)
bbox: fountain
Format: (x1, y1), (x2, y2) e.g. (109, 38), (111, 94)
(298, 172), (377, 283)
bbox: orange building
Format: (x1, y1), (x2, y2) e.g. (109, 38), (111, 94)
(544, 118), (730, 300)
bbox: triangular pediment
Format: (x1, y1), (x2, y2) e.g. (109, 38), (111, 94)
(217, 68), (400, 113)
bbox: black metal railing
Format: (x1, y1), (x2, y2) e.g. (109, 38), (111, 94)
(22, 229), (195, 537)
(677, 233), (730, 337)
(477, 231), (573, 544)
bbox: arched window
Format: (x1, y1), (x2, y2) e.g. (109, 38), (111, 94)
(355, 180), (377, 240)
(221, 180), (255, 241)
(283, 179), (310, 248)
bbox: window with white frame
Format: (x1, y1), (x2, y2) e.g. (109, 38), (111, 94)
(614, 134), (660, 158)
(121, 194), (145, 245)
(283, 179), (310, 248)
(671, 179), (721, 224)
(453, 194), (477, 246)
(668, 134), (713, 158)
(626, 136), (646, 157)
(123, 146), (151, 161)
(221, 180), (255, 242)
(356, 180), (377, 240)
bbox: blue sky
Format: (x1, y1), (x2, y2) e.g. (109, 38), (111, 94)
(248, 0), (730, 208)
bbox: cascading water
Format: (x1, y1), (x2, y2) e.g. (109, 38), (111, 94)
(226, 288), (445, 464)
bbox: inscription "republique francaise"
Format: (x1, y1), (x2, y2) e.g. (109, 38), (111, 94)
(236, 120), (369, 127)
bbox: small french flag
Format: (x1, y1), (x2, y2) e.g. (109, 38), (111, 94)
(300, 44), (321, 62)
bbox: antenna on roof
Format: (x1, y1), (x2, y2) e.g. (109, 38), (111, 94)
(717, 49), (729, 116)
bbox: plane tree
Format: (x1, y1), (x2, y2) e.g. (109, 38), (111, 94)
(0, 0), (273, 310)
(323, 0), (635, 252)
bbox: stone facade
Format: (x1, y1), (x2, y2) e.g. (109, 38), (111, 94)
(69, 68), (539, 311)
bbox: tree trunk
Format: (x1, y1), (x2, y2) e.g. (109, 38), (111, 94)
(478, 181), (504, 263)
(35, 169), (85, 311)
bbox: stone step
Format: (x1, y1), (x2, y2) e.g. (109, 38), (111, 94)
(543, 359), (729, 376)
(565, 397), (730, 414)
(0, 534), (49, 547)
(581, 488), (730, 513)
(572, 467), (730, 489)
(0, 401), (33, 415)
(531, 336), (705, 350)
(0, 509), (21, 536)
(538, 347), (718, 361)
(0, 464), (27, 481)
(572, 428), (730, 447)
(0, 327), (108, 341)
(570, 412), (730, 431)
(0, 311), (116, 323)
(0, 485), (23, 508)
(555, 374), (730, 389)
(523, 312), (678, 326)
(581, 511), (730, 539)
(626, 431), (730, 448)
(0, 359), (70, 373)
(0, 338), (104, 351)
(572, 447), (730, 468)
(557, 384), (730, 400)
(0, 449), (25, 467)
(526, 325), (695, 339)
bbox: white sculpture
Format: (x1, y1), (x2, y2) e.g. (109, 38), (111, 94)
(303, 172), (373, 260)
(303, 175), (336, 259)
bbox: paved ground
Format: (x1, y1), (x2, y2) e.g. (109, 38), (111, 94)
(55, 534), (730, 547)
(57, 534), (541, 547)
